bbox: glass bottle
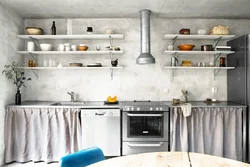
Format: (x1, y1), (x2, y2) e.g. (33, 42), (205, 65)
(15, 88), (21, 105)
(51, 21), (56, 35)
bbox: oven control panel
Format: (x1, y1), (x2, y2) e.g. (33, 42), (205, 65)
(123, 106), (169, 112)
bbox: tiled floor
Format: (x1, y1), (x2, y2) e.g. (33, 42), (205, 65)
(5, 162), (59, 167)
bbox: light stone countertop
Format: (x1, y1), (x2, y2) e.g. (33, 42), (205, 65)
(5, 101), (246, 109)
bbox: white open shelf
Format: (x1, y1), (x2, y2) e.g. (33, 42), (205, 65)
(17, 34), (124, 39)
(17, 66), (124, 70)
(163, 66), (235, 70)
(163, 50), (235, 55)
(164, 34), (235, 40)
(17, 51), (124, 55)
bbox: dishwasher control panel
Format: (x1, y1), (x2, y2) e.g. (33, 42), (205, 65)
(81, 109), (120, 117)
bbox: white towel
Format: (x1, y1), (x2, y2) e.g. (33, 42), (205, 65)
(180, 103), (192, 117)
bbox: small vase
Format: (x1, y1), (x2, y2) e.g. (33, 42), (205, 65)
(15, 88), (21, 105)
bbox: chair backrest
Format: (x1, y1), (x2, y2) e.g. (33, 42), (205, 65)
(60, 147), (105, 167)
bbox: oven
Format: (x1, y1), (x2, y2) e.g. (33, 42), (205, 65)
(122, 102), (169, 155)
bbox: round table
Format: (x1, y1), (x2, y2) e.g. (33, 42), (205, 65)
(88, 152), (250, 167)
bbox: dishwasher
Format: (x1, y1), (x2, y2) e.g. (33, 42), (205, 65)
(81, 108), (121, 156)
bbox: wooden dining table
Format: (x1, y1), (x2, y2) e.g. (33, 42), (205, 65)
(88, 152), (250, 167)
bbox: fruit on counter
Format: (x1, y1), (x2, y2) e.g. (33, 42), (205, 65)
(107, 96), (117, 102)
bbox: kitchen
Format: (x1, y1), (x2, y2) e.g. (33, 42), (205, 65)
(1, 0), (250, 166)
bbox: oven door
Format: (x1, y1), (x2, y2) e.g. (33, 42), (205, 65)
(122, 111), (169, 142)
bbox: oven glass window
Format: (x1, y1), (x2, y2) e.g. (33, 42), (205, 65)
(128, 112), (163, 137)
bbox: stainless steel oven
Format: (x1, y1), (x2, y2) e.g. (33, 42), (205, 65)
(122, 101), (169, 155)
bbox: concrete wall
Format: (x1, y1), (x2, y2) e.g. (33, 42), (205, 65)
(0, 4), (24, 166)
(23, 18), (250, 102)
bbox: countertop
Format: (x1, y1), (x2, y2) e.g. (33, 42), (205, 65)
(6, 101), (246, 108)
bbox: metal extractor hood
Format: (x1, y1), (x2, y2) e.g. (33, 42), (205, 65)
(136, 9), (155, 65)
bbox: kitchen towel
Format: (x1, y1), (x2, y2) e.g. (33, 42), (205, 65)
(180, 103), (192, 117)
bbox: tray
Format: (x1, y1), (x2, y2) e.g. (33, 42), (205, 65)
(104, 101), (119, 105)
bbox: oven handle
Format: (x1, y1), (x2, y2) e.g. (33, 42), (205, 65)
(127, 142), (163, 147)
(127, 113), (164, 117)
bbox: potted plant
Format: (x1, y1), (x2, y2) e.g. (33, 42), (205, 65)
(2, 61), (31, 105)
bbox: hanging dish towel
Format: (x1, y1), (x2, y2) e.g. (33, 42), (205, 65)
(180, 103), (192, 117)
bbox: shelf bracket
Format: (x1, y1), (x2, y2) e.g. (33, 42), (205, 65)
(110, 68), (114, 80)
(213, 36), (222, 49)
(31, 69), (38, 78)
(109, 35), (113, 48)
(29, 52), (37, 62)
(213, 53), (221, 66)
(172, 36), (178, 46)
(171, 69), (177, 81)
(29, 36), (40, 51)
(172, 52), (178, 57)
(213, 69), (221, 80)
(109, 52), (113, 60)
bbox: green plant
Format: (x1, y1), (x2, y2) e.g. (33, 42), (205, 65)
(2, 61), (31, 90)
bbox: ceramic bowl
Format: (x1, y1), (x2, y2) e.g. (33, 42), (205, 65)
(105, 29), (115, 34)
(40, 43), (52, 51)
(25, 27), (44, 35)
(77, 46), (88, 51)
(178, 44), (195, 51)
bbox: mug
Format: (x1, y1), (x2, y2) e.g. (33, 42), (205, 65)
(65, 46), (71, 51)
(27, 41), (35, 51)
(71, 45), (77, 51)
(58, 44), (65, 51)
(198, 29), (208, 35)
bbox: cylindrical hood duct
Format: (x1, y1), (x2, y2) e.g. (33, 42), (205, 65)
(136, 9), (155, 65)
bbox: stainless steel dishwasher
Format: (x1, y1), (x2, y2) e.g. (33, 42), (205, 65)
(81, 108), (121, 156)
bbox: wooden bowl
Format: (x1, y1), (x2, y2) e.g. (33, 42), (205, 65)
(25, 27), (44, 35)
(178, 44), (195, 51)
(77, 46), (89, 51)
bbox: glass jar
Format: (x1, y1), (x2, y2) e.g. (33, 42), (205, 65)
(167, 43), (174, 51)
(219, 57), (226, 67)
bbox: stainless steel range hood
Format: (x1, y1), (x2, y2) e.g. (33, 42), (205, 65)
(136, 9), (155, 65)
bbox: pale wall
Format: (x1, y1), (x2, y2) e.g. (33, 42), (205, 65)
(22, 18), (250, 102)
(0, 4), (24, 166)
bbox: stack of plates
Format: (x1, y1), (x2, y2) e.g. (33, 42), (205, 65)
(87, 63), (102, 67)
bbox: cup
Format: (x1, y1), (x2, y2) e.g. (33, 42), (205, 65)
(65, 46), (71, 51)
(43, 60), (48, 67)
(71, 45), (77, 51)
(58, 44), (65, 51)
(96, 45), (100, 51)
(105, 28), (115, 34)
(27, 41), (35, 51)
(198, 29), (208, 35)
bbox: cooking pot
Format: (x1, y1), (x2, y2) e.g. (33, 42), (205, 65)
(201, 45), (213, 51)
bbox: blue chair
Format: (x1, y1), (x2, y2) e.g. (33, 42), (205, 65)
(60, 147), (105, 167)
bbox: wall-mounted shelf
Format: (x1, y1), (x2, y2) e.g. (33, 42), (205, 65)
(17, 34), (124, 40)
(17, 51), (124, 55)
(163, 66), (235, 80)
(164, 34), (235, 40)
(163, 50), (235, 55)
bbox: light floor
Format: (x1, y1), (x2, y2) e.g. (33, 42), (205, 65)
(5, 162), (59, 167)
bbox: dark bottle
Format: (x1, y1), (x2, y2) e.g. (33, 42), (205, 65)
(51, 21), (56, 35)
(15, 89), (21, 105)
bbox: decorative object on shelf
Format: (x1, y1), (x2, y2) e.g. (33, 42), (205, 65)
(66, 19), (73, 35)
(64, 43), (71, 51)
(87, 63), (102, 67)
(178, 44), (195, 51)
(219, 57), (226, 67)
(51, 21), (56, 35)
(114, 46), (120, 51)
(28, 60), (36, 67)
(96, 45), (100, 51)
(2, 61), (31, 105)
(111, 59), (118, 67)
(87, 27), (93, 34)
(171, 57), (178, 67)
(197, 29), (208, 35)
(167, 43), (174, 51)
(77, 44), (89, 51)
(27, 41), (35, 51)
(40, 43), (52, 51)
(210, 25), (229, 35)
(201, 44), (213, 51)
(179, 28), (190, 35)
(181, 60), (192, 66)
(69, 63), (83, 67)
(58, 44), (65, 51)
(105, 28), (115, 34)
(25, 27), (44, 35)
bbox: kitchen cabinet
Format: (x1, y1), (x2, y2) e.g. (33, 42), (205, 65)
(16, 34), (124, 79)
(163, 34), (236, 80)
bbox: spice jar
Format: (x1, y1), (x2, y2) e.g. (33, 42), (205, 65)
(219, 57), (226, 67)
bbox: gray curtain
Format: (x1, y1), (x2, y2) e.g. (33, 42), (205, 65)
(5, 107), (82, 163)
(171, 107), (242, 161)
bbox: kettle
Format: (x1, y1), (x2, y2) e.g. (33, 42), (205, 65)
(171, 57), (178, 67)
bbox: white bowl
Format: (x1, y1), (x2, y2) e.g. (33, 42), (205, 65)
(40, 43), (52, 51)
